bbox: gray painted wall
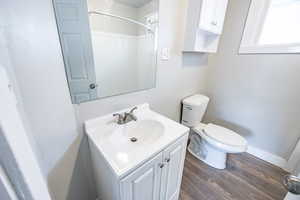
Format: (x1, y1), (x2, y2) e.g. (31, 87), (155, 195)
(204, 0), (300, 159)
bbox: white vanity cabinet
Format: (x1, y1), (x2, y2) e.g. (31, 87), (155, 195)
(120, 135), (188, 200)
(184, 0), (229, 52)
(88, 134), (188, 200)
(85, 104), (190, 200)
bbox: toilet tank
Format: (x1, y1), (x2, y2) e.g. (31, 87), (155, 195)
(181, 94), (210, 127)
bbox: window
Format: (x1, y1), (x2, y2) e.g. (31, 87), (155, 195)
(239, 0), (300, 54)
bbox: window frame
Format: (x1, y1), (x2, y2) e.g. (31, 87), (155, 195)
(239, 0), (300, 54)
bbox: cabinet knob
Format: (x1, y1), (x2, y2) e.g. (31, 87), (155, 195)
(159, 163), (164, 168)
(165, 158), (170, 163)
(89, 83), (98, 89)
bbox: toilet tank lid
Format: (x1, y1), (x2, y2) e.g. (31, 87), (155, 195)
(183, 94), (210, 106)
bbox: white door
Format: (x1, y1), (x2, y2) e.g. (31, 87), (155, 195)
(160, 135), (188, 200)
(120, 153), (163, 200)
(53, 0), (97, 104)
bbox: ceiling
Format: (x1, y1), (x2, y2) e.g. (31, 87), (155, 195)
(114, 0), (153, 8)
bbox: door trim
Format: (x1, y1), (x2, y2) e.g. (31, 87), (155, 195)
(0, 66), (52, 200)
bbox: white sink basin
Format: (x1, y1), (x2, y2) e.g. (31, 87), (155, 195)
(85, 103), (189, 177)
(125, 120), (164, 144)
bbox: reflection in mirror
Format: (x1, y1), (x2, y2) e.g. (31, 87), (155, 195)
(88, 0), (159, 98)
(53, 0), (159, 103)
(239, 0), (300, 54)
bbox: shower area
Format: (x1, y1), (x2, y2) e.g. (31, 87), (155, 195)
(87, 0), (159, 98)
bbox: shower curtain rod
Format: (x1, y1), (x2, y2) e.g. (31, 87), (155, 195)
(88, 10), (154, 33)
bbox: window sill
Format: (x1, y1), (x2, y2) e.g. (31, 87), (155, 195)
(239, 43), (300, 54)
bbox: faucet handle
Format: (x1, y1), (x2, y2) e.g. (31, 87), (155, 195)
(113, 113), (122, 117)
(129, 106), (138, 114)
(113, 113), (124, 124)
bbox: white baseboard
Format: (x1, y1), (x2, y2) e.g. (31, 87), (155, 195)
(247, 146), (287, 170)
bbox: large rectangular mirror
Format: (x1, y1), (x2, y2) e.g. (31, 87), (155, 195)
(53, 0), (159, 103)
(239, 0), (300, 54)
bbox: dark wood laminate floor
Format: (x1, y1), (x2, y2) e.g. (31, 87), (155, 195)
(180, 152), (289, 200)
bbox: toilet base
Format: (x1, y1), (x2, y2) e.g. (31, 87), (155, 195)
(188, 139), (227, 169)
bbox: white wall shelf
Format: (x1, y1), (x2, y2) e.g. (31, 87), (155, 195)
(183, 0), (228, 53)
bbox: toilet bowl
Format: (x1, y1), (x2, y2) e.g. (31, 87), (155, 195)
(182, 94), (248, 169)
(189, 123), (247, 169)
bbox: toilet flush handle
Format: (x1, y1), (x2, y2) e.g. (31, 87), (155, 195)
(185, 106), (193, 110)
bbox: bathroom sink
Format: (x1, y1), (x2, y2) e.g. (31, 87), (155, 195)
(124, 120), (164, 144)
(85, 103), (189, 177)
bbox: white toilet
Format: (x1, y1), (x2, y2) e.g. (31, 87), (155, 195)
(182, 94), (248, 169)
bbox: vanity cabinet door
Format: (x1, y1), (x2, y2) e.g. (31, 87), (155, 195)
(160, 135), (188, 200)
(120, 152), (163, 200)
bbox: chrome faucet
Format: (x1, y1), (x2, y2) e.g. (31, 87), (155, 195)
(113, 107), (138, 125)
(124, 107), (138, 122)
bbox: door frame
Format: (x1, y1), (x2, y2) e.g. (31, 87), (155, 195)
(0, 66), (52, 200)
(0, 164), (18, 200)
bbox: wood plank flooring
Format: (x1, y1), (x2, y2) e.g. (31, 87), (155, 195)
(180, 152), (289, 200)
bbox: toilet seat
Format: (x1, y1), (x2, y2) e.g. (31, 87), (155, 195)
(193, 123), (247, 153)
